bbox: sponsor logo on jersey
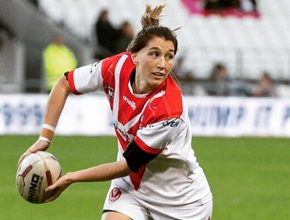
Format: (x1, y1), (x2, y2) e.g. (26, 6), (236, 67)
(123, 95), (136, 110)
(163, 119), (180, 127)
(109, 187), (122, 203)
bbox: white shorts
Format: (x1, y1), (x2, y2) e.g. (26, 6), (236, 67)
(103, 184), (213, 220)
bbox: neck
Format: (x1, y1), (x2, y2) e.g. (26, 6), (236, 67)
(132, 79), (151, 94)
(130, 70), (151, 94)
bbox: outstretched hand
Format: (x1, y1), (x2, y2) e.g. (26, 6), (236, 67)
(45, 173), (73, 203)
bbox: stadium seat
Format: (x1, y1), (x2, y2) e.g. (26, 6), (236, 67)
(37, 0), (290, 90)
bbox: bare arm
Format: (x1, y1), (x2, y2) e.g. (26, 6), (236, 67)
(44, 76), (71, 127)
(18, 76), (71, 165)
(19, 76), (132, 202)
(45, 159), (132, 202)
(68, 159), (131, 182)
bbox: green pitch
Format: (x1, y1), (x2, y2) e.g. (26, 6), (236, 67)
(1, 135), (289, 220)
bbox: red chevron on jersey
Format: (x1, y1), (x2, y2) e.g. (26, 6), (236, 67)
(66, 52), (186, 191)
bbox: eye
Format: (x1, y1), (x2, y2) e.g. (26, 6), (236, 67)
(166, 53), (174, 60)
(149, 52), (158, 57)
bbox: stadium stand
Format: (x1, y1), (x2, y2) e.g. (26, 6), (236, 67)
(0, 0), (289, 96)
(0, 0), (90, 93)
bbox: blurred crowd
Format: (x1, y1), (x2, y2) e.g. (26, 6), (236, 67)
(18, 6), (281, 97)
(0, 3), (283, 97)
(182, 0), (260, 17)
(203, 0), (258, 13)
(93, 9), (134, 59)
(174, 58), (277, 97)
(91, 8), (277, 98)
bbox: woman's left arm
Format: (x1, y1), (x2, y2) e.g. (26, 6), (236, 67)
(45, 159), (131, 202)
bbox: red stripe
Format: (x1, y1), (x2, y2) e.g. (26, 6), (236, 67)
(134, 136), (163, 154)
(46, 170), (53, 186)
(130, 165), (146, 190)
(67, 70), (82, 95)
(21, 165), (33, 178)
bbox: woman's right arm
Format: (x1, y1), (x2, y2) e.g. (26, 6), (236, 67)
(18, 76), (71, 165)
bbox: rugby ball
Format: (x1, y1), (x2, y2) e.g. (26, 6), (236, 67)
(16, 151), (62, 204)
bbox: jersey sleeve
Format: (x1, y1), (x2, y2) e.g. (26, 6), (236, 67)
(66, 61), (104, 94)
(134, 118), (184, 155)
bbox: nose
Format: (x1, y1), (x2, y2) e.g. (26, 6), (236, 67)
(157, 57), (165, 69)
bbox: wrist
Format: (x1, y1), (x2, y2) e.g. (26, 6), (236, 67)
(40, 123), (56, 143)
(38, 136), (51, 144)
(65, 172), (75, 184)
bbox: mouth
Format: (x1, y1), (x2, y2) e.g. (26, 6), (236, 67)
(152, 72), (165, 77)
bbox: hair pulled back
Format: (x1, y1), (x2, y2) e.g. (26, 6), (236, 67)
(127, 4), (178, 55)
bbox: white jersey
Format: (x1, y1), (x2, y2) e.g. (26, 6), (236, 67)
(66, 52), (212, 207)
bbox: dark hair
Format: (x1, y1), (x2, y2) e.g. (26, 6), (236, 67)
(127, 4), (178, 55)
(97, 9), (108, 22)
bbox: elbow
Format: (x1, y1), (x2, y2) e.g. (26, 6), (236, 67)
(117, 159), (133, 178)
(51, 76), (71, 96)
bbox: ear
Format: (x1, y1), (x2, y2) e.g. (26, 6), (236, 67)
(131, 53), (138, 65)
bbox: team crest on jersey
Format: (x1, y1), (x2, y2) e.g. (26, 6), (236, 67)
(104, 85), (114, 99)
(109, 187), (122, 203)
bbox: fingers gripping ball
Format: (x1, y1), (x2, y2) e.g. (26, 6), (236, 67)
(16, 151), (62, 204)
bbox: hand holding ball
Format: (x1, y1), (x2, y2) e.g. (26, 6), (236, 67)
(16, 151), (62, 204)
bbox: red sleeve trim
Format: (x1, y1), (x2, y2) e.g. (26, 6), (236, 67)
(67, 70), (82, 95)
(134, 136), (163, 155)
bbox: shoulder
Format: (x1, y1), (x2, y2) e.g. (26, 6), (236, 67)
(157, 77), (183, 118)
(101, 52), (133, 74)
(142, 77), (183, 125)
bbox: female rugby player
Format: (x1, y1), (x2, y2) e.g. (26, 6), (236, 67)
(19, 4), (212, 220)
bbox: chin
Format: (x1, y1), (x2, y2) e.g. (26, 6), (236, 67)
(150, 80), (164, 89)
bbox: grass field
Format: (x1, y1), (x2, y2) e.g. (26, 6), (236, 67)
(1, 135), (290, 220)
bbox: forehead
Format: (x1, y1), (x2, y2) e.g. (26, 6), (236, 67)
(145, 37), (175, 52)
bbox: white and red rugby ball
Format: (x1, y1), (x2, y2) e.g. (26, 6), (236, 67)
(16, 151), (62, 204)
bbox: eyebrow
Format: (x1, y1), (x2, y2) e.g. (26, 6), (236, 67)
(149, 47), (175, 53)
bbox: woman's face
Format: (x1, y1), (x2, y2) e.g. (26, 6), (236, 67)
(131, 37), (175, 94)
